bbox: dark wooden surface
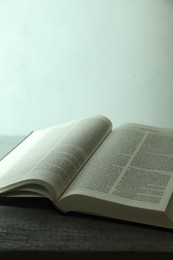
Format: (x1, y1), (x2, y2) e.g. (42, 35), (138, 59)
(0, 197), (173, 260)
(0, 136), (173, 259)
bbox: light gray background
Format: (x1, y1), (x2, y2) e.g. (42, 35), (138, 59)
(0, 0), (173, 135)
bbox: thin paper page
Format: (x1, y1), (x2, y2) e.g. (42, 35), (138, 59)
(0, 115), (112, 199)
(65, 123), (173, 210)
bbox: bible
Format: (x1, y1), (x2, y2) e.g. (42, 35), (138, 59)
(0, 115), (173, 229)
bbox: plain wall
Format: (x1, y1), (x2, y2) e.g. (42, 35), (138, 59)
(0, 0), (173, 134)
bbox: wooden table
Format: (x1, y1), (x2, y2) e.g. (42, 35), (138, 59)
(0, 136), (173, 259)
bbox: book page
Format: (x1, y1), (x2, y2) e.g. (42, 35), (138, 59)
(0, 115), (111, 199)
(62, 123), (173, 211)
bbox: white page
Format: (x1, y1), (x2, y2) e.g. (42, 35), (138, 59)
(0, 115), (112, 199)
(65, 123), (173, 210)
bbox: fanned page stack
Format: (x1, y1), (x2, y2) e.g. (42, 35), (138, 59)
(0, 115), (173, 229)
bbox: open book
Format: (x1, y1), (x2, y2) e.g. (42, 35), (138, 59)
(0, 115), (173, 229)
